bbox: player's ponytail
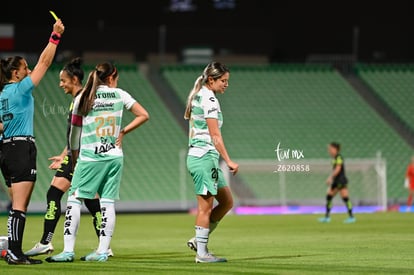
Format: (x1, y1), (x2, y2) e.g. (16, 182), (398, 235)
(78, 70), (98, 115)
(78, 62), (117, 115)
(184, 74), (205, 120)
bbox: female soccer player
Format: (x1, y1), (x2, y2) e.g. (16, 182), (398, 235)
(319, 142), (356, 224)
(25, 58), (108, 257)
(46, 62), (149, 262)
(184, 62), (239, 263)
(404, 156), (414, 209)
(0, 19), (64, 265)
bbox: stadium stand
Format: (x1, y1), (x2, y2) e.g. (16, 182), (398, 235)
(161, 64), (414, 204)
(4, 63), (412, 212)
(354, 63), (414, 132)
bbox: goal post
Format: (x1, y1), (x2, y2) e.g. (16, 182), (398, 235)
(223, 153), (387, 212)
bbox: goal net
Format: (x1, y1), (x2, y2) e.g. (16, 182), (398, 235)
(222, 155), (387, 212)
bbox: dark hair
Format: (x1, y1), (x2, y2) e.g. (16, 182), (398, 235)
(329, 142), (341, 151)
(0, 56), (24, 90)
(184, 61), (229, 119)
(78, 62), (118, 115)
(62, 57), (84, 83)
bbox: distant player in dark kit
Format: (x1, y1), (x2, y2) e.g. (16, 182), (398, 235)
(318, 142), (356, 224)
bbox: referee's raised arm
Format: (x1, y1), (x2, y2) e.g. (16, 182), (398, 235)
(30, 19), (65, 87)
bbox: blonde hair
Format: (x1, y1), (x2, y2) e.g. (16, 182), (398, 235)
(184, 62), (229, 120)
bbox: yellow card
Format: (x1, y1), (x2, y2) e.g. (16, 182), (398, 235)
(49, 10), (59, 21)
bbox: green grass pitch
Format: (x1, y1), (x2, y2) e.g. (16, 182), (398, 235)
(0, 212), (413, 274)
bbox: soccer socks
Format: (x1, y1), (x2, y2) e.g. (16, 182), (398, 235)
(63, 195), (82, 252)
(343, 197), (353, 217)
(195, 226), (210, 257)
(325, 194), (333, 218)
(41, 185), (64, 244)
(96, 199), (115, 254)
(84, 198), (102, 238)
(7, 209), (26, 258)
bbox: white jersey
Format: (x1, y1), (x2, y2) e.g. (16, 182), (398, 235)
(188, 86), (223, 157)
(71, 85), (136, 161)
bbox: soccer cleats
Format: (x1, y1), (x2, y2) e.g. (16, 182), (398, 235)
(5, 252), (42, 265)
(187, 237), (197, 252)
(25, 242), (54, 256)
(343, 216), (356, 224)
(318, 217), (331, 223)
(81, 251), (108, 262)
(195, 253), (227, 263)
(45, 251), (75, 262)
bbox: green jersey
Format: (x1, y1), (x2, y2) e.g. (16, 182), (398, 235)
(71, 85), (136, 161)
(188, 87), (223, 157)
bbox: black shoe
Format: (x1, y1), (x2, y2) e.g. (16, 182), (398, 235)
(6, 253), (42, 265)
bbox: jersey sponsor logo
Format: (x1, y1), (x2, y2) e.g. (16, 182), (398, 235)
(1, 113), (13, 121)
(95, 92), (116, 99)
(64, 206), (73, 235)
(208, 107), (218, 114)
(93, 101), (115, 111)
(94, 136), (116, 154)
(209, 97), (216, 102)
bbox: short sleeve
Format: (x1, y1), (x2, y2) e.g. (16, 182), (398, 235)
(202, 93), (219, 119)
(336, 155), (343, 165)
(18, 77), (34, 96)
(119, 89), (137, 110)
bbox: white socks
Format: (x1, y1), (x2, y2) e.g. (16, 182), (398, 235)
(195, 226), (210, 257)
(96, 198), (115, 254)
(63, 195), (82, 253)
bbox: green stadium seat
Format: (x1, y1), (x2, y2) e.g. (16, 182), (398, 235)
(355, 64), (414, 131)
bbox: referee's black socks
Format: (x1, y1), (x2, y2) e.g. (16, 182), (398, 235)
(8, 209), (26, 257)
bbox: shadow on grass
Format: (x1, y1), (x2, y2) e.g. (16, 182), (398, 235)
(233, 254), (324, 261)
(121, 251), (189, 260)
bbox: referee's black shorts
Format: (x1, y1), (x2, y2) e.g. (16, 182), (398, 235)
(54, 155), (73, 181)
(0, 137), (37, 187)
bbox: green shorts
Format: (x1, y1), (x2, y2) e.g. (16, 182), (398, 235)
(69, 157), (123, 200)
(187, 151), (227, 196)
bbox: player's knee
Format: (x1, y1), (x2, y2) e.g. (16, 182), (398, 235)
(197, 206), (213, 217)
